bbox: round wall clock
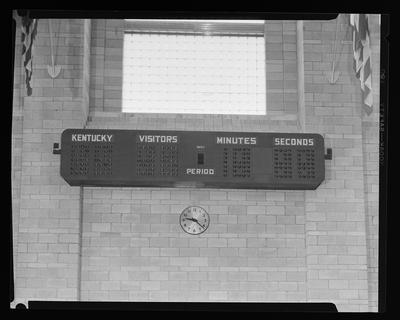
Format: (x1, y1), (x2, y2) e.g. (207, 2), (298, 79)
(180, 206), (210, 235)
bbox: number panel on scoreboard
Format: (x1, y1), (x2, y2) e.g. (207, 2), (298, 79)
(60, 129), (325, 190)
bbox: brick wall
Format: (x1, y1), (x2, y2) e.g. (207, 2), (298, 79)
(84, 20), (304, 302)
(11, 18), (87, 306)
(362, 14), (380, 311)
(82, 19), (91, 124)
(11, 15), (380, 311)
(302, 15), (380, 312)
(11, 18), (24, 293)
(90, 19), (298, 116)
(265, 20), (298, 114)
(303, 16), (369, 312)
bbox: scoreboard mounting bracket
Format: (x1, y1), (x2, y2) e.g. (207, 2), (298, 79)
(54, 129), (329, 190)
(324, 148), (333, 160)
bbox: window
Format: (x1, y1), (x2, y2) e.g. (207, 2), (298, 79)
(122, 20), (266, 115)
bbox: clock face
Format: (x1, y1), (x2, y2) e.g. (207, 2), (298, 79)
(180, 206), (210, 235)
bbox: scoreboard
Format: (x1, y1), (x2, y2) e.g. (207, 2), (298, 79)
(58, 129), (326, 190)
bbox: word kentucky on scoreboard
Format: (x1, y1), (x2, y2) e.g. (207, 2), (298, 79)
(56, 129), (327, 190)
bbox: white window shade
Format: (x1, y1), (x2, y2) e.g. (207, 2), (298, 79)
(122, 32), (266, 115)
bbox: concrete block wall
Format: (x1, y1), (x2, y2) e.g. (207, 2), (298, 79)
(80, 187), (307, 302)
(11, 15), (381, 311)
(11, 18), (87, 306)
(82, 114), (306, 302)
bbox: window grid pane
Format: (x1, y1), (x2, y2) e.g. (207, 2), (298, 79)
(122, 33), (266, 115)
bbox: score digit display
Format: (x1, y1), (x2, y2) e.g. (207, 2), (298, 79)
(58, 129), (326, 190)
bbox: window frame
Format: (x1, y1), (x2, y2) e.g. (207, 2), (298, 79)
(121, 19), (267, 116)
(124, 19), (265, 36)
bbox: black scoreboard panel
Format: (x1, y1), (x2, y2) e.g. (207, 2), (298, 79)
(60, 129), (325, 190)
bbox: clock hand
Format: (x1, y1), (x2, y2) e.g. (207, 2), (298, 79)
(184, 218), (205, 229)
(195, 221), (205, 229)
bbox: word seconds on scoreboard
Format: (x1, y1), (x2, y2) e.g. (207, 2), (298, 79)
(58, 129), (326, 190)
